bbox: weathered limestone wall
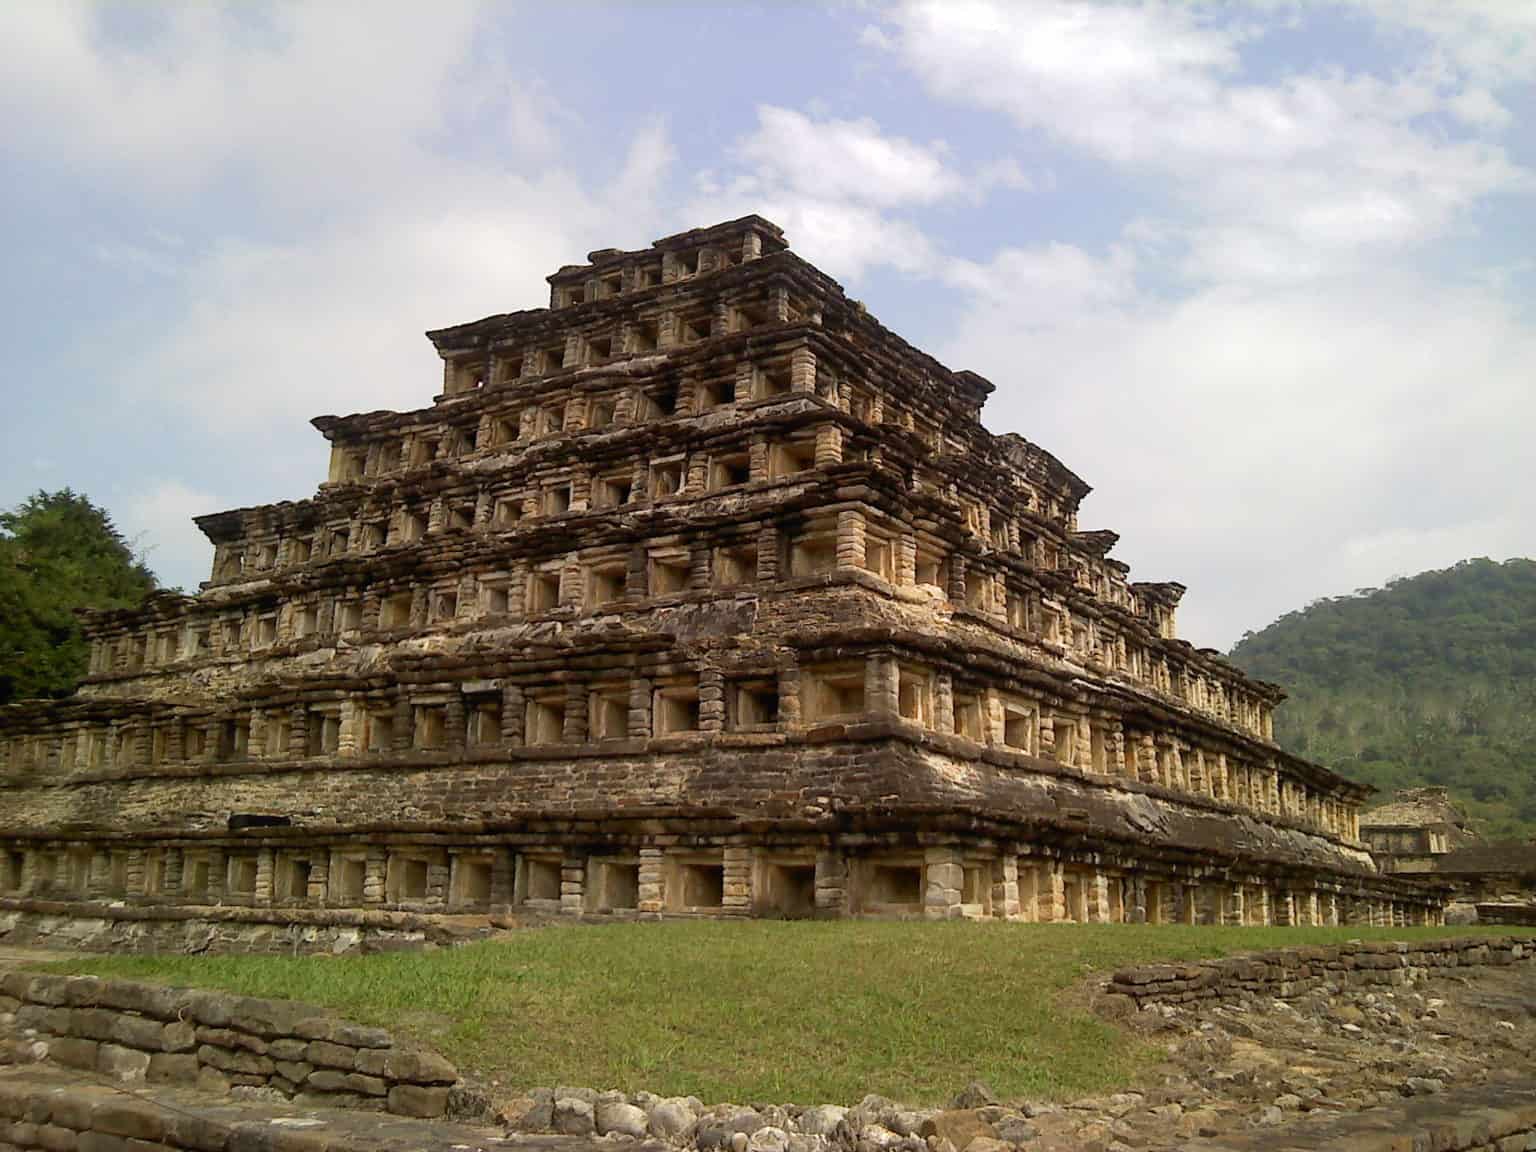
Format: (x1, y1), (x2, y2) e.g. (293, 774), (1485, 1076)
(0, 712), (1442, 944)
(0, 970), (459, 1118)
(0, 908), (439, 956)
(11, 570), (1347, 843)
(0, 214), (1432, 939)
(0, 732), (1372, 858)
(0, 729), (1440, 938)
(1106, 935), (1531, 1008)
(1480, 904), (1536, 926)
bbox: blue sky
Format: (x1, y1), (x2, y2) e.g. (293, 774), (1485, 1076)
(2, 1), (1533, 649)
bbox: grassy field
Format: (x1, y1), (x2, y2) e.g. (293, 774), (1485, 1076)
(36, 921), (1525, 1105)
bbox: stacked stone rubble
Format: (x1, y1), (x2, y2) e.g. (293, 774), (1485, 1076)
(0, 970), (458, 1118)
(1107, 935), (1528, 1007)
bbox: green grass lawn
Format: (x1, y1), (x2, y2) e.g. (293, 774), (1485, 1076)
(35, 922), (1526, 1105)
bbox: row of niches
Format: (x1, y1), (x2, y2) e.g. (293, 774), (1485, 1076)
(105, 513), (1269, 741)
(262, 402), (1098, 620)
(0, 841), (1428, 924)
(445, 280), (814, 398)
(548, 226), (769, 312)
(15, 660), (1332, 838)
(353, 345), (1016, 515)
(229, 419), (847, 580)
(344, 350), (813, 483)
(247, 436), (1086, 599)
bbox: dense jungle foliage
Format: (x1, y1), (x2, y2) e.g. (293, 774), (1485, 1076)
(1229, 558), (1536, 837)
(0, 490), (158, 705)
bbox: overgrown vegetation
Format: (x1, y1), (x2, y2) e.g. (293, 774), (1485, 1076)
(1230, 558), (1536, 838)
(0, 489), (157, 705)
(41, 920), (1519, 1104)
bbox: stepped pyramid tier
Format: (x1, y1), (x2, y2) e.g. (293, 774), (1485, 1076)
(0, 215), (1441, 947)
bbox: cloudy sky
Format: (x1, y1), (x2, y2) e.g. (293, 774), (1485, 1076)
(2, 2), (1533, 650)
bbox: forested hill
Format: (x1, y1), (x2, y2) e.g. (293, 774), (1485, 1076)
(1228, 558), (1536, 837)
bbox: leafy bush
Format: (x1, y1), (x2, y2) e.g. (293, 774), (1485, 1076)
(0, 489), (157, 704)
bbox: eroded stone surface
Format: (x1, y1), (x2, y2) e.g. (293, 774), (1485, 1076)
(0, 216), (1441, 948)
(0, 968), (459, 1121)
(0, 1063), (615, 1152)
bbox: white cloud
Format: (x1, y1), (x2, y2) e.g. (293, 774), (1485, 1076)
(871, 1), (1239, 167)
(6, 0), (1534, 654)
(1356, 1), (1536, 87)
(946, 243), (1134, 324)
(873, 1), (1527, 283)
(2, 3), (676, 444)
(860, 0), (1536, 647)
(705, 191), (941, 282)
(733, 106), (962, 208)
(972, 156), (1034, 198)
(0, 3), (494, 207)
(703, 110), (1040, 282)
(0, 1), (680, 580)
(942, 251), (1536, 648)
(694, 105), (967, 281)
(144, 142), (672, 436)
(1341, 521), (1530, 587)
(1449, 85), (1512, 130)
(91, 239), (185, 278)
(119, 480), (219, 592)
(112, 137), (680, 588)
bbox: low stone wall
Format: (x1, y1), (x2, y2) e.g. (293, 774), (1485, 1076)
(1479, 903), (1536, 926)
(0, 903), (499, 956)
(1107, 935), (1531, 1007)
(0, 969), (458, 1119)
(1183, 1079), (1536, 1151)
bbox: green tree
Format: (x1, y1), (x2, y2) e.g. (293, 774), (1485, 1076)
(1229, 557), (1536, 838)
(0, 490), (158, 704)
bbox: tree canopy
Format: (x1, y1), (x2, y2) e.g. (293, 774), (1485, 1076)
(0, 490), (158, 705)
(1229, 557), (1536, 837)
